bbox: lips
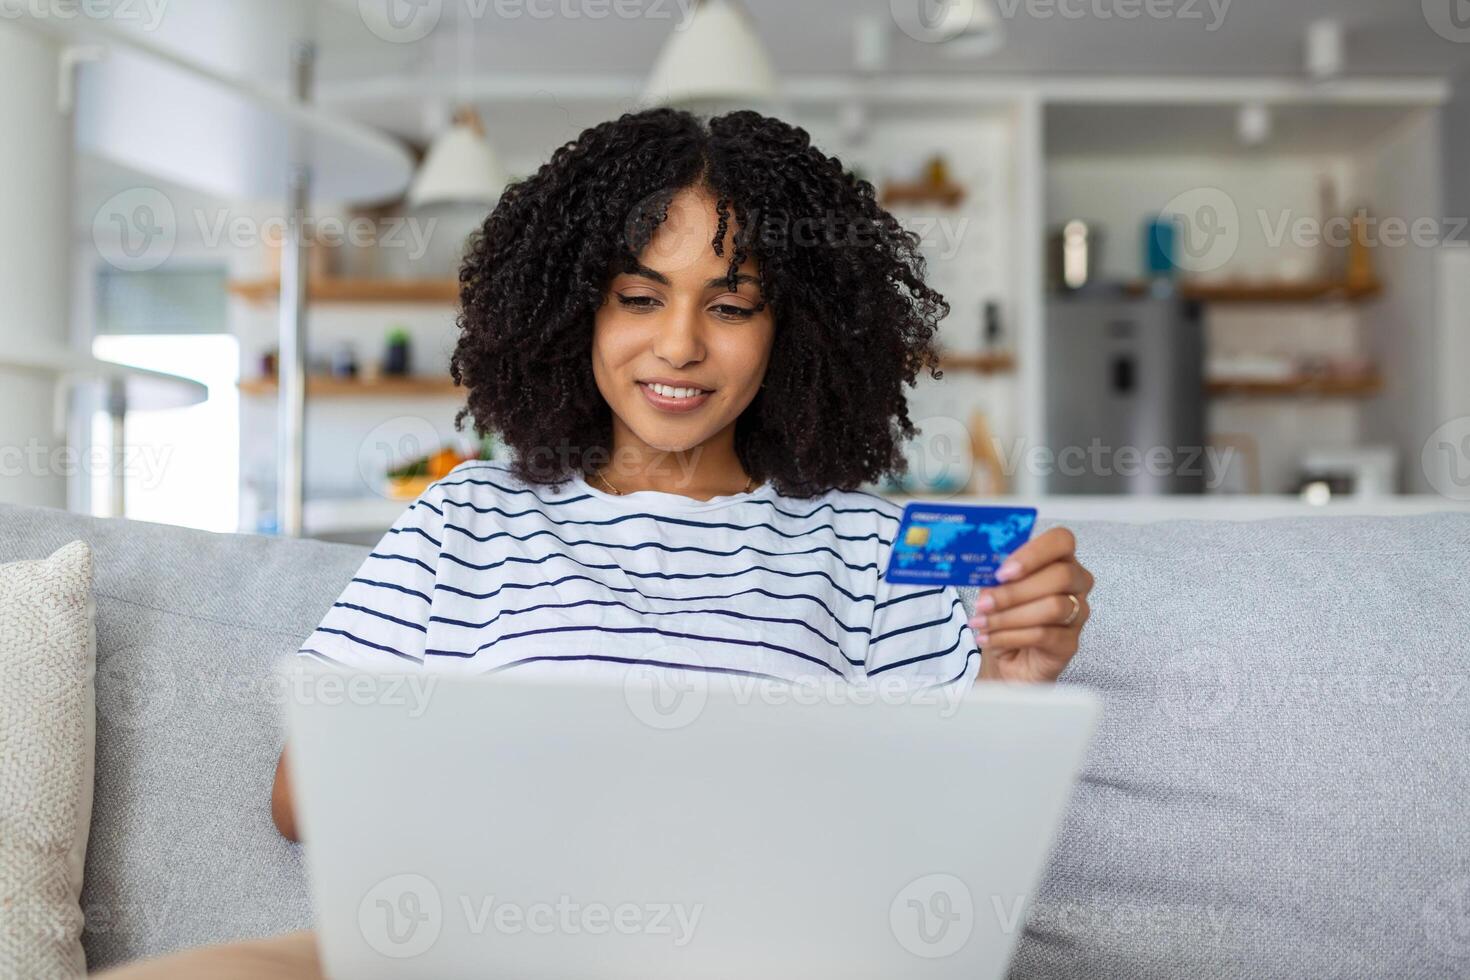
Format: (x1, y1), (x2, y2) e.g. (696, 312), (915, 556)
(637, 381), (712, 414)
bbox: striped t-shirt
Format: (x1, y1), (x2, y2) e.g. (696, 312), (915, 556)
(297, 461), (980, 689)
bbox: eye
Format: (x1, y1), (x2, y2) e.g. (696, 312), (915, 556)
(711, 303), (757, 320)
(616, 294), (659, 310)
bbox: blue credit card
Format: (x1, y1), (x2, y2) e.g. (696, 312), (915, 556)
(883, 503), (1038, 588)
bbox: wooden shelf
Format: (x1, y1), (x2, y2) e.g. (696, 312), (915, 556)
(935, 352), (1015, 374)
(238, 375), (460, 398)
(228, 278), (459, 306)
(1206, 373), (1383, 398)
(879, 181), (967, 209)
(1124, 279), (1382, 304)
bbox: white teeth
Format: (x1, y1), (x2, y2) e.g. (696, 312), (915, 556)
(648, 383), (704, 399)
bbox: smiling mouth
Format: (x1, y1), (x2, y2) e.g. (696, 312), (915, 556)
(637, 381), (713, 400)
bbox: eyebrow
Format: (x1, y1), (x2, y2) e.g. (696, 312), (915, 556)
(625, 262), (758, 290)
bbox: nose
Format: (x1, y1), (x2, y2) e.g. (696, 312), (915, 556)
(651, 300), (706, 369)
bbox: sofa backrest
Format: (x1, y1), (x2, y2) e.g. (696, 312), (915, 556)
(2, 504), (1467, 976)
(0, 504), (362, 969)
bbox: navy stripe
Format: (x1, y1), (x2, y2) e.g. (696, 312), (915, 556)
(435, 571), (873, 630)
(875, 586), (948, 612)
(433, 473), (595, 507)
(368, 551), (435, 575)
(869, 597), (965, 645)
(388, 525), (442, 548)
(441, 521), (877, 575)
(437, 498), (890, 547)
(439, 550), (873, 604)
(350, 577), (431, 604)
(315, 627), (423, 664)
(920, 648), (980, 690)
(430, 597), (862, 664)
(485, 652), (784, 682)
(333, 601), (429, 634)
(866, 625), (972, 677)
(425, 623), (845, 677)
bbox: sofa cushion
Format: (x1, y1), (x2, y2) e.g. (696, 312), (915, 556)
(0, 504), (366, 971)
(0, 540), (95, 979)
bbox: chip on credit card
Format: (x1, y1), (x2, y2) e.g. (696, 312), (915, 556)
(883, 503), (1038, 588)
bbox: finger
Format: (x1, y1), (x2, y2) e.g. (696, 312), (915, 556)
(995, 526), (1076, 583)
(974, 625), (1079, 655)
(970, 593), (1088, 634)
(974, 559), (1089, 613)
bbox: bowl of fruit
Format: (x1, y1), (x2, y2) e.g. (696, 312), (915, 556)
(385, 439), (495, 499)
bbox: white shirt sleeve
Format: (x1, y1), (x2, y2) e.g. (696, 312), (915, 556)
(862, 576), (981, 689)
(295, 481), (447, 670)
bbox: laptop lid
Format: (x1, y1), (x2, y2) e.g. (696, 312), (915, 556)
(287, 668), (1098, 980)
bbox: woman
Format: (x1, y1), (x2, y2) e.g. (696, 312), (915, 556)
(102, 107), (1093, 978)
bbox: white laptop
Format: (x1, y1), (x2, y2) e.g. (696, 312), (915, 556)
(286, 666), (1098, 980)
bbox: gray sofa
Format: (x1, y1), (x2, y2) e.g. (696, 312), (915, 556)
(3, 502), (1468, 978)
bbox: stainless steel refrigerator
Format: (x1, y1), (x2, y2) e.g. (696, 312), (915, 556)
(1043, 289), (1206, 494)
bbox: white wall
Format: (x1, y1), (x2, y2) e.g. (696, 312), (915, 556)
(1355, 109), (1445, 494)
(0, 25), (71, 508)
(1443, 71), (1470, 238)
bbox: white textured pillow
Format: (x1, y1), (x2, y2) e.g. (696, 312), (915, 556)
(0, 540), (96, 979)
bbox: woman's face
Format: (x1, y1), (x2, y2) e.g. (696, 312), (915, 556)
(592, 186), (775, 458)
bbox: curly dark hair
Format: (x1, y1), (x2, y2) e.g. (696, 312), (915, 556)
(451, 106), (950, 499)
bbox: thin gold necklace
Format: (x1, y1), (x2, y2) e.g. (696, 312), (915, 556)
(594, 470), (757, 497)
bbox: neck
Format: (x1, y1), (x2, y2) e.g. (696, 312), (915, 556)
(595, 422), (754, 500)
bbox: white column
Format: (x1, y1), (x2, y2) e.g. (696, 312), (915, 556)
(0, 23), (72, 508)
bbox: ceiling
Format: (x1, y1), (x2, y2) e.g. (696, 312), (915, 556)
(306, 0), (1470, 82)
(60, 0), (1470, 93)
(52, 0), (1470, 209)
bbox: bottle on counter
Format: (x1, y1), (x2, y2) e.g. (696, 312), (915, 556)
(981, 300), (1003, 352)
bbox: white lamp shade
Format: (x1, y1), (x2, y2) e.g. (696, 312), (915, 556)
(408, 118), (507, 208)
(641, 0), (779, 109)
